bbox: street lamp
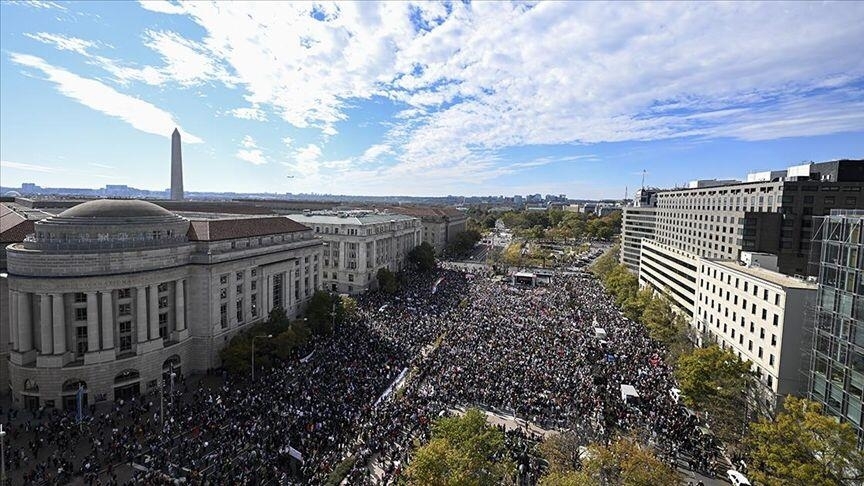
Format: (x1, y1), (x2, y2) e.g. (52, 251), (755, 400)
(0, 423), (5, 486)
(251, 334), (273, 382)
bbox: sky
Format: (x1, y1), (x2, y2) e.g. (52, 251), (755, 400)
(1, 1), (862, 199)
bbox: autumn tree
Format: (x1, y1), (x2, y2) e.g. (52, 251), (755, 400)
(540, 436), (679, 486)
(747, 396), (864, 486)
(405, 409), (514, 486)
(675, 345), (754, 446)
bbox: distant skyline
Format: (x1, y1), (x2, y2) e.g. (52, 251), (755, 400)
(1, 1), (862, 199)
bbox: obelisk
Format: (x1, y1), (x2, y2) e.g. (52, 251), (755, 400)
(170, 128), (184, 200)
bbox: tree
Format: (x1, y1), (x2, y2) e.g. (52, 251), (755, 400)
(675, 345), (754, 445)
(502, 242), (524, 266)
(340, 295), (358, 318)
(447, 229), (483, 257)
(540, 436), (679, 486)
(409, 241), (437, 272)
(305, 290), (342, 335)
(405, 409), (514, 486)
(747, 396), (864, 486)
(376, 267), (398, 294)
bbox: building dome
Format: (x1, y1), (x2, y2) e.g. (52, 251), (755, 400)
(25, 199), (189, 251)
(59, 199), (174, 219)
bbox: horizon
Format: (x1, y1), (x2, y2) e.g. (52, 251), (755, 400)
(1, 1), (863, 198)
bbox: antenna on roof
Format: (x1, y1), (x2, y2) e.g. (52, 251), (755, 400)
(641, 170), (646, 190)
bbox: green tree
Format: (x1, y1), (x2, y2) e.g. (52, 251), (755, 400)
(409, 241), (437, 272)
(675, 345), (754, 445)
(747, 396), (864, 486)
(405, 409), (514, 486)
(376, 267), (399, 294)
(502, 242), (524, 266)
(446, 229), (482, 257)
(540, 436), (679, 486)
(305, 290), (342, 335)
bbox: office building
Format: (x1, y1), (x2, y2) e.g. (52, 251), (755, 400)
(620, 206), (657, 273)
(695, 253), (817, 413)
(808, 210), (864, 445)
(288, 210), (421, 294)
(3, 199), (321, 409)
(638, 240), (699, 317)
(653, 160), (863, 276)
(374, 206), (467, 254)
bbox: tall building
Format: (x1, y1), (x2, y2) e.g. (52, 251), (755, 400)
(288, 210), (422, 294)
(653, 160), (863, 277)
(3, 199), (321, 409)
(620, 207), (657, 273)
(807, 210), (864, 445)
(171, 128), (184, 201)
(695, 253), (816, 413)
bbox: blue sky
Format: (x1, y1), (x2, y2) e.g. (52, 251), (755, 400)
(1, 1), (862, 199)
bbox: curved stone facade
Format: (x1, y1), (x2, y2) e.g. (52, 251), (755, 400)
(4, 200), (322, 410)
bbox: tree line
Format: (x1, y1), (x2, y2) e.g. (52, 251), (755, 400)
(590, 246), (864, 485)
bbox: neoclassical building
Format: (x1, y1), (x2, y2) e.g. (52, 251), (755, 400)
(288, 210), (421, 293)
(4, 199), (321, 409)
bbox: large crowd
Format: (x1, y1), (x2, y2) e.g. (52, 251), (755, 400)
(0, 261), (720, 485)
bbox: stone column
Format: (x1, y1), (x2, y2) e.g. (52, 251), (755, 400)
(86, 292), (99, 352)
(266, 275), (273, 312)
(299, 266), (306, 300)
(101, 291), (114, 349)
(148, 284), (159, 340)
(136, 286), (148, 344)
(52, 293), (66, 354)
(17, 292), (33, 352)
(9, 291), (18, 351)
(39, 294), (53, 355)
(228, 275), (237, 326)
(242, 271), (251, 321)
(174, 279), (186, 331)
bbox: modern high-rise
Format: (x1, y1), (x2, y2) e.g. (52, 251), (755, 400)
(620, 207), (657, 273)
(807, 210), (864, 445)
(623, 161), (863, 305)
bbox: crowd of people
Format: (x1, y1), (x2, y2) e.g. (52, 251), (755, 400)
(0, 261), (720, 484)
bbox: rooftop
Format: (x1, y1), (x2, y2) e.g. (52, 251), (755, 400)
(288, 210), (418, 226)
(187, 216), (311, 241)
(707, 259), (817, 290)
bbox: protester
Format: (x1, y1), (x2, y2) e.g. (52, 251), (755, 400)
(1, 264), (717, 485)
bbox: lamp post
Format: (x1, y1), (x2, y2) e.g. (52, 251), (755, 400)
(252, 334), (273, 382)
(1, 423), (5, 486)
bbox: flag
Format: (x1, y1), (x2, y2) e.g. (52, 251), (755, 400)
(76, 384), (84, 423)
(288, 446), (304, 463)
(432, 277), (444, 294)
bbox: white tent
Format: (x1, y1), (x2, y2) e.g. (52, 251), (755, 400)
(594, 328), (607, 339)
(620, 384), (639, 402)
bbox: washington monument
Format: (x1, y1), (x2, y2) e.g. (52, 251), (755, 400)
(170, 128), (184, 200)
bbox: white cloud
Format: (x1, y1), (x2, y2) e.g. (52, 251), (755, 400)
(285, 144), (322, 175)
(9, 53), (203, 143)
(24, 32), (103, 55)
(88, 162), (116, 169)
(236, 135), (266, 165)
(230, 106), (267, 121)
(137, 0), (183, 15)
(123, 1), (864, 189)
(281, 136), (293, 147)
(1, 160), (62, 173)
